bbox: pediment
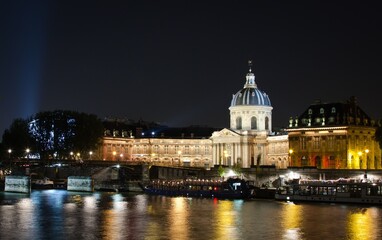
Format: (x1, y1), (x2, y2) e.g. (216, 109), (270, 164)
(211, 128), (240, 138)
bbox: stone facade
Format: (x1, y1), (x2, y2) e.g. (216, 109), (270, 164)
(287, 97), (381, 169)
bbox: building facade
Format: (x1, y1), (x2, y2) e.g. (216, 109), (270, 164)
(99, 64), (289, 168)
(210, 64), (289, 168)
(287, 97), (381, 169)
(102, 129), (213, 168)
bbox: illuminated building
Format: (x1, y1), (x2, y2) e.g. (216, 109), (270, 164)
(100, 63), (289, 168)
(210, 62), (289, 168)
(101, 125), (214, 168)
(287, 97), (381, 169)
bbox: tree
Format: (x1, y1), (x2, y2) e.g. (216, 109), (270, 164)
(2, 110), (103, 160)
(217, 165), (225, 178)
(1, 118), (33, 159)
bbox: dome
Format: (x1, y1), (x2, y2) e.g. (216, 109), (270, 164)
(231, 88), (271, 106)
(230, 70), (271, 107)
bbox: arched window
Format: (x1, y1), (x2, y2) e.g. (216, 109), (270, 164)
(308, 109), (313, 114)
(265, 116), (269, 130)
(320, 108), (324, 114)
(251, 116), (257, 130)
(236, 117), (242, 130)
(331, 107), (336, 113)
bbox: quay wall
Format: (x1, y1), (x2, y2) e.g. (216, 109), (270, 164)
(9, 161), (382, 188)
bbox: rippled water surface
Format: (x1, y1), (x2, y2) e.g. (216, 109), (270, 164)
(1, 190), (382, 240)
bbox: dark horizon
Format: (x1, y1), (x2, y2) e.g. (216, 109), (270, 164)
(1, 1), (381, 136)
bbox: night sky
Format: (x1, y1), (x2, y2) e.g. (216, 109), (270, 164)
(1, 1), (381, 136)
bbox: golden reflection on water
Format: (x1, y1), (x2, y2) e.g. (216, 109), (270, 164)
(347, 208), (378, 240)
(281, 203), (303, 240)
(214, 200), (239, 240)
(101, 194), (128, 240)
(168, 197), (190, 240)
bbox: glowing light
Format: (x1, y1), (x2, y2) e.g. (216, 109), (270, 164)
(225, 169), (237, 178)
(288, 171), (300, 179)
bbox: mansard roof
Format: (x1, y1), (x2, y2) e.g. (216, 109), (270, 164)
(288, 96), (374, 128)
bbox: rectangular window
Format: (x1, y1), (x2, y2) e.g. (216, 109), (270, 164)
(195, 146), (200, 155)
(164, 145), (169, 154)
(300, 137), (307, 150)
(144, 145), (147, 154)
(313, 137), (320, 149)
(205, 146), (209, 155)
(327, 136), (334, 150)
(185, 146), (190, 155)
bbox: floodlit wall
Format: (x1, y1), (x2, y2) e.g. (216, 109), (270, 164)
(67, 176), (94, 192)
(5, 176), (31, 194)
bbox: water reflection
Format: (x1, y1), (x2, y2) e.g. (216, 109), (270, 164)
(347, 207), (378, 240)
(169, 197), (190, 240)
(281, 203), (304, 240)
(1, 192), (382, 239)
(214, 200), (241, 239)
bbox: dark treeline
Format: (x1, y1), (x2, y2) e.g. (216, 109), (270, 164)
(0, 110), (103, 160)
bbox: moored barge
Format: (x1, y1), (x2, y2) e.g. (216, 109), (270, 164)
(143, 178), (255, 199)
(275, 178), (382, 205)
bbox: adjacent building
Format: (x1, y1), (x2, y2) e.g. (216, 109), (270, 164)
(287, 97), (381, 169)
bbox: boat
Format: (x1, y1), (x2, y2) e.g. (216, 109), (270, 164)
(31, 177), (54, 189)
(275, 178), (382, 205)
(253, 186), (277, 199)
(142, 178), (256, 199)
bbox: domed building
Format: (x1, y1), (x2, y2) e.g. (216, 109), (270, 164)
(99, 62), (289, 169)
(211, 63), (289, 168)
(229, 66), (272, 134)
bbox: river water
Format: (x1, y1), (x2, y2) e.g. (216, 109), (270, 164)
(0, 190), (381, 240)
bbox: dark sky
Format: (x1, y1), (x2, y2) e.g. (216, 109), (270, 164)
(1, 1), (381, 136)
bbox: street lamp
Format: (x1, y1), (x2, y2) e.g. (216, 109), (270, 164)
(70, 151), (74, 160)
(76, 152), (81, 161)
(289, 149), (293, 167)
(89, 151), (93, 160)
(8, 149), (12, 170)
(365, 149), (369, 169)
(120, 153), (123, 162)
(26, 148), (30, 161)
(112, 151), (116, 161)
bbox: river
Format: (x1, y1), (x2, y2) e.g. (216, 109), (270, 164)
(0, 190), (381, 240)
